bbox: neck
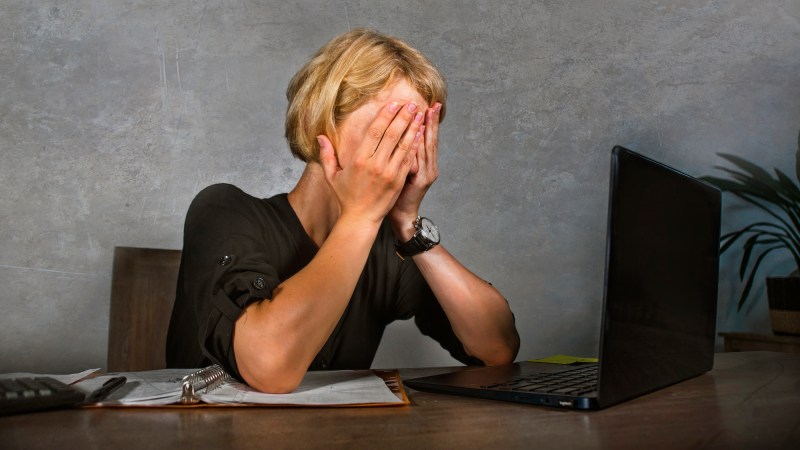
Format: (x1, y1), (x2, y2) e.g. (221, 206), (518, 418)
(287, 163), (340, 248)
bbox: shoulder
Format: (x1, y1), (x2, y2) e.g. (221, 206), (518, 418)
(184, 183), (275, 235)
(187, 183), (272, 218)
(190, 183), (253, 209)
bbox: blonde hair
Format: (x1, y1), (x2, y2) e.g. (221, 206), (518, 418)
(285, 28), (447, 163)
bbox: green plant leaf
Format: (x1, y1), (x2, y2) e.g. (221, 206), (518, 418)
(710, 169), (790, 210)
(720, 168), (786, 205)
(705, 147), (800, 311)
(701, 176), (746, 193)
(711, 152), (799, 211)
(796, 145), (800, 185)
(737, 245), (784, 311)
(739, 235), (757, 279)
(730, 192), (800, 249)
(718, 153), (779, 186)
(775, 169), (800, 203)
(719, 222), (791, 254)
(739, 235), (785, 279)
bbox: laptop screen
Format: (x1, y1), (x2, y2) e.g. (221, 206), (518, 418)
(597, 147), (721, 407)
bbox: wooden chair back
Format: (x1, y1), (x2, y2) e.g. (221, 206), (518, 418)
(107, 246), (182, 372)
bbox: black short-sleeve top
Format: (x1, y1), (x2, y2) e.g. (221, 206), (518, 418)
(166, 184), (482, 380)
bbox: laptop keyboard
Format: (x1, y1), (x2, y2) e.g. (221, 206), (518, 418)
(482, 364), (598, 396)
(0, 377), (85, 415)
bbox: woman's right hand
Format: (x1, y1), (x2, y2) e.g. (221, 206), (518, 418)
(317, 101), (425, 224)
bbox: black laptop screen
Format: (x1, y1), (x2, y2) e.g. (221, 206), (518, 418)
(597, 147), (721, 408)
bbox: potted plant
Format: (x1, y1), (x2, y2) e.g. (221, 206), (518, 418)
(701, 130), (800, 335)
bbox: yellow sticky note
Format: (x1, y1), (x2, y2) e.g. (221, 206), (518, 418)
(528, 354), (599, 365)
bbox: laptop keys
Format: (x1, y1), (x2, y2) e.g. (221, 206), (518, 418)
(482, 365), (598, 395)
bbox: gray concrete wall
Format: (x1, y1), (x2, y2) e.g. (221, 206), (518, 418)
(1, 0), (798, 373)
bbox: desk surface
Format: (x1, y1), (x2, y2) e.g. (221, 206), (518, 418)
(2, 352), (799, 449)
(719, 331), (800, 353)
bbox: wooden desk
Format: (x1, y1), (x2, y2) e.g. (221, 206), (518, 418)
(1, 352), (799, 449)
(719, 332), (800, 353)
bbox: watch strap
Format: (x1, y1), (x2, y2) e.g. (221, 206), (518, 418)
(395, 216), (438, 258)
(395, 234), (431, 258)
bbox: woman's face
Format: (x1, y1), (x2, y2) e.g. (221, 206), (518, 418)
(335, 78), (429, 174)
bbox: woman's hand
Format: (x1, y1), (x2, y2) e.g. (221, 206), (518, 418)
(389, 102), (442, 239)
(317, 101), (426, 225)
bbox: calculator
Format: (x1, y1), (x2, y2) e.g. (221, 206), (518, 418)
(0, 377), (85, 415)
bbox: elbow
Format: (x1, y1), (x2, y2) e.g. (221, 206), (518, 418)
(248, 377), (302, 395)
(245, 370), (303, 394)
(232, 305), (309, 394)
(493, 323), (521, 364)
(471, 331), (520, 366)
(507, 331), (521, 363)
(237, 355), (306, 394)
(499, 330), (521, 364)
(233, 329), (307, 393)
(482, 346), (518, 366)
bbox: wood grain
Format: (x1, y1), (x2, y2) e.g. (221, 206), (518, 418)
(1, 352), (798, 449)
(107, 247), (182, 372)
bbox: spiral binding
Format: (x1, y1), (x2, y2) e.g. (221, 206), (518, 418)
(180, 364), (229, 404)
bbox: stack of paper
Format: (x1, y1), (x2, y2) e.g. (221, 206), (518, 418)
(72, 368), (404, 407)
(74, 369), (189, 406)
(201, 371), (400, 406)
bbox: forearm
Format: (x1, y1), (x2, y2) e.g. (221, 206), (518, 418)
(233, 214), (381, 393)
(412, 245), (520, 365)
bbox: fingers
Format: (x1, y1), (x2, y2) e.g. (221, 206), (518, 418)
(363, 101), (424, 165)
(422, 103), (442, 168)
(317, 135), (339, 184)
(359, 101), (400, 159)
(387, 106), (425, 172)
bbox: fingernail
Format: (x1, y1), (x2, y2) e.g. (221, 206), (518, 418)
(389, 102), (399, 113)
(434, 103), (442, 113)
(316, 136), (324, 148)
(407, 102), (418, 113)
(415, 112), (424, 123)
(420, 125), (426, 134)
(414, 131), (422, 142)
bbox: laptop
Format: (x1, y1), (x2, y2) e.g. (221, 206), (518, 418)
(405, 146), (722, 410)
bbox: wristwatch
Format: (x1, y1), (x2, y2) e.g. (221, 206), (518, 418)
(395, 216), (440, 258)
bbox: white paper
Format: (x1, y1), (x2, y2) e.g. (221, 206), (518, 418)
(73, 369), (189, 405)
(71, 369), (402, 406)
(200, 370), (401, 405)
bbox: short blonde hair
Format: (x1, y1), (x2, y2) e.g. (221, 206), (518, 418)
(285, 28), (447, 163)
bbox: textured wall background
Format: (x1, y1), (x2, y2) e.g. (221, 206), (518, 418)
(1, 0), (798, 373)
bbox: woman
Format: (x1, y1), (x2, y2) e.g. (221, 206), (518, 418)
(166, 28), (519, 393)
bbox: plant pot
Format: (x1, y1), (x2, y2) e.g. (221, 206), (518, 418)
(766, 277), (800, 336)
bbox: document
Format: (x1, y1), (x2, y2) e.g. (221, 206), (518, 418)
(72, 368), (406, 407)
(202, 371), (401, 406)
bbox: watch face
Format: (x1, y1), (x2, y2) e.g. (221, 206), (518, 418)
(418, 217), (440, 244)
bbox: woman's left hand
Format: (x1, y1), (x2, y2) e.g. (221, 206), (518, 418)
(389, 102), (442, 239)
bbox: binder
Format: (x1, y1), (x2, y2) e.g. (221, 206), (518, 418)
(73, 367), (409, 407)
(179, 365), (230, 404)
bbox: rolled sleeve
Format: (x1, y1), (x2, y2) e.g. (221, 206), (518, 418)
(168, 184), (286, 380)
(210, 253), (280, 321)
(183, 253), (278, 380)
